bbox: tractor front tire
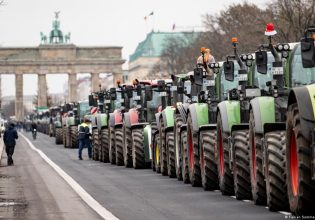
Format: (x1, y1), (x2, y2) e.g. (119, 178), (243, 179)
(132, 128), (145, 169)
(115, 127), (124, 166)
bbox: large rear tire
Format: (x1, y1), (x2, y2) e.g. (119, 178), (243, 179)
(123, 125), (133, 168)
(92, 129), (99, 161)
(265, 130), (289, 212)
(132, 128), (145, 169)
(55, 127), (63, 144)
(217, 113), (234, 195)
(232, 130), (251, 200)
(181, 129), (190, 183)
(249, 110), (266, 205)
(100, 128), (109, 163)
(174, 113), (183, 181)
(63, 127), (67, 147)
(166, 131), (176, 178)
(200, 130), (218, 191)
(286, 103), (315, 215)
(187, 114), (201, 187)
(159, 118), (168, 176)
(115, 127), (124, 166)
(70, 126), (78, 148)
(109, 127), (116, 164)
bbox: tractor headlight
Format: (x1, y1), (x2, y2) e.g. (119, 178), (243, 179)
(215, 63), (219, 68)
(247, 54), (253, 60)
(277, 44), (283, 51)
(283, 44), (290, 50)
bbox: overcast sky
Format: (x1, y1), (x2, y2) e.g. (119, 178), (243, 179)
(0, 0), (265, 96)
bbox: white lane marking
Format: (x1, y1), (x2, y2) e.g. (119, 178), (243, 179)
(279, 211), (291, 216)
(20, 133), (119, 220)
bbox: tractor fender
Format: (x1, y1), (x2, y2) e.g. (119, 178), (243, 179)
(123, 112), (131, 128)
(250, 97), (275, 134)
(129, 108), (139, 126)
(91, 115), (98, 128)
(161, 106), (175, 130)
(114, 123), (123, 129)
(96, 113), (108, 130)
(231, 124), (249, 133)
(109, 110), (123, 128)
(143, 125), (152, 161)
(263, 123), (286, 135)
(199, 124), (216, 132)
(288, 85), (315, 139)
(176, 103), (188, 123)
(217, 101), (241, 133)
(187, 103), (209, 133)
(155, 113), (162, 128)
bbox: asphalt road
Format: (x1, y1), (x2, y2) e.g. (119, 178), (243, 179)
(0, 133), (102, 220)
(15, 131), (287, 220)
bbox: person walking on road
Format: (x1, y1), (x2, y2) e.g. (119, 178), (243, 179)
(78, 118), (92, 160)
(3, 123), (18, 166)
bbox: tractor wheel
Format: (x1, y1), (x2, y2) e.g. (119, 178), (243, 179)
(65, 127), (71, 148)
(187, 114), (201, 187)
(181, 129), (190, 183)
(92, 129), (99, 161)
(132, 128), (145, 169)
(249, 110), (266, 205)
(159, 118), (168, 176)
(217, 113), (234, 195)
(70, 126), (78, 148)
(153, 133), (161, 173)
(63, 127), (67, 148)
(174, 113), (183, 181)
(232, 130), (251, 200)
(55, 127), (63, 144)
(100, 128), (109, 163)
(265, 131), (289, 212)
(200, 130), (218, 191)
(286, 103), (315, 215)
(123, 125), (133, 168)
(115, 127), (124, 166)
(109, 127), (116, 164)
(166, 131), (176, 178)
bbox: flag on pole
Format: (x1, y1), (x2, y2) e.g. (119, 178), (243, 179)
(144, 11), (154, 20)
(172, 23), (176, 31)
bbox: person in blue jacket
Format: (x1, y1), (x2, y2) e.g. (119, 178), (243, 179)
(3, 123), (18, 166)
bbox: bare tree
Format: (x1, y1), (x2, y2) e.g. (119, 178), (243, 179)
(269, 0), (315, 42)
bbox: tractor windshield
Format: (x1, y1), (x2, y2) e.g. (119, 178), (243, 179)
(114, 91), (124, 109)
(290, 44), (315, 87)
(220, 60), (240, 99)
(78, 101), (90, 118)
(254, 52), (275, 91)
(146, 90), (162, 122)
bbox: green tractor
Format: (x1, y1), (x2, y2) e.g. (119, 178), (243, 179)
(49, 106), (64, 144)
(122, 80), (167, 169)
(248, 25), (293, 210)
(62, 101), (90, 148)
(250, 26), (315, 214)
(285, 27), (315, 215)
(216, 38), (261, 200)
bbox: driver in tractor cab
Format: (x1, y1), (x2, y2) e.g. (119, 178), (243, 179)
(197, 47), (215, 75)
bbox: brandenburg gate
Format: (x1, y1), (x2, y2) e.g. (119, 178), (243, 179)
(0, 12), (124, 121)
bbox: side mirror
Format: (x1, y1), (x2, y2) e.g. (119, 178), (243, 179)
(223, 61), (234, 81)
(88, 95), (94, 106)
(145, 85), (153, 101)
(110, 88), (117, 100)
(193, 67), (203, 86)
(255, 50), (268, 74)
(177, 86), (184, 94)
(301, 37), (315, 68)
(125, 85), (133, 99)
(157, 80), (165, 91)
(66, 103), (71, 112)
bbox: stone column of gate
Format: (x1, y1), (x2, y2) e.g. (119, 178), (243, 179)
(91, 72), (100, 93)
(37, 73), (48, 108)
(68, 73), (77, 102)
(15, 74), (24, 122)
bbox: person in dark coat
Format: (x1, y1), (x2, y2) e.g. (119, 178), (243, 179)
(3, 123), (18, 166)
